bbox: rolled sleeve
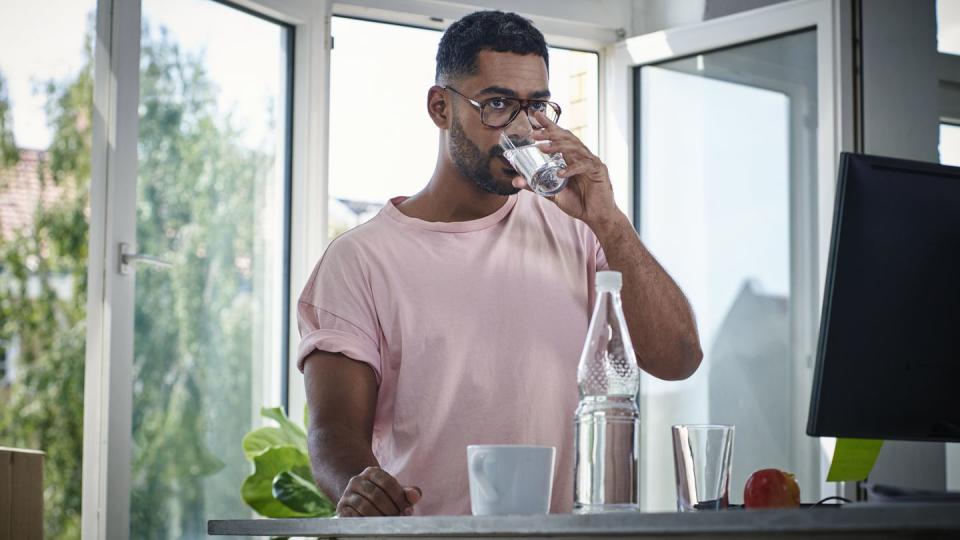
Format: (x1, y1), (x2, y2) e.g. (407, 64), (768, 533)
(297, 316), (382, 385)
(296, 236), (383, 384)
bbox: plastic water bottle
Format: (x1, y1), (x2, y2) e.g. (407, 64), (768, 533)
(573, 270), (641, 513)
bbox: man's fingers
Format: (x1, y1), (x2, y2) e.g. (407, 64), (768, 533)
(340, 468), (420, 517)
(558, 160), (593, 179)
(532, 110), (559, 130)
(366, 468), (411, 513)
(531, 111), (573, 140)
(348, 473), (399, 515)
(336, 502), (358, 518)
(540, 141), (594, 162)
(404, 486), (423, 505)
(357, 478), (402, 515)
(342, 492), (384, 516)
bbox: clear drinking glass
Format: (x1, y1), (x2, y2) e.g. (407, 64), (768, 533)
(671, 424), (735, 512)
(499, 132), (567, 196)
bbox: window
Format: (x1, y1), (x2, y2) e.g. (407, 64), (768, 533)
(129, 0), (292, 537)
(327, 16), (600, 240)
(940, 123), (960, 165)
(939, 0), (960, 54)
(0, 0), (96, 536)
(635, 30), (818, 510)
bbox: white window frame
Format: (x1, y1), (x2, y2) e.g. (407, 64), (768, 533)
(329, 0), (611, 158)
(81, 0), (329, 538)
(604, 0), (855, 504)
(332, 0), (620, 50)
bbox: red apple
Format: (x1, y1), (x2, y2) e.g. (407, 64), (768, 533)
(743, 468), (801, 509)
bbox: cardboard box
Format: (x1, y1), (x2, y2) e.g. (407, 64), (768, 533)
(0, 447), (44, 540)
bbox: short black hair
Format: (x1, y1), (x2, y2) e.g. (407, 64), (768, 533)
(435, 10), (548, 84)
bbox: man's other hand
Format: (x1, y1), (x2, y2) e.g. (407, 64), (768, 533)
(337, 466), (422, 517)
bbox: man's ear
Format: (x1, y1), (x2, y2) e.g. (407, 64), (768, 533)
(427, 85), (450, 129)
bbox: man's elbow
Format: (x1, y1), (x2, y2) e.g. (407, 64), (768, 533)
(640, 338), (703, 381)
(674, 338), (704, 380)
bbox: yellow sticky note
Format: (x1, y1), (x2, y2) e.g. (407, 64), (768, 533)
(826, 438), (884, 482)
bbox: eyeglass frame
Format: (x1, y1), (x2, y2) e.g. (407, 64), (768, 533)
(442, 85), (562, 129)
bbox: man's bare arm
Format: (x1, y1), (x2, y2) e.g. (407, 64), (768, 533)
(303, 350), (421, 516)
(523, 111), (702, 381)
(593, 213), (703, 381)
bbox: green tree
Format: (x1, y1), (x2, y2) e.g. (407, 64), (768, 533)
(0, 27), (93, 536)
(129, 21), (270, 539)
(0, 73), (18, 167)
(1, 16), (272, 540)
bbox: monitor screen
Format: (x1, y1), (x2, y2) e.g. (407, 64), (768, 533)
(807, 152), (960, 442)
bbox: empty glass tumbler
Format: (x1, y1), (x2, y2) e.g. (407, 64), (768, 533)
(671, 424), (735, 512)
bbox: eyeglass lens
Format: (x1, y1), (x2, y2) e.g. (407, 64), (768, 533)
(482, 100), (559, 128)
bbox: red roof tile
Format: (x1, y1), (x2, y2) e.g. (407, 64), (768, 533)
(0, 149), (73, 242)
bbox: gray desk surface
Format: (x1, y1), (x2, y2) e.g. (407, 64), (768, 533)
(209, 502), (960, 539)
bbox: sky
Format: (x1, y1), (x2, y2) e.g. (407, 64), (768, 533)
(0, 0), (93, 150)
(0, 0), (284, 150)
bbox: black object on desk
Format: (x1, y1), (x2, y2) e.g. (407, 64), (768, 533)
(807, 152), (960, 443)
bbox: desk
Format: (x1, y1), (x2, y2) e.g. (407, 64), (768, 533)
(209, 502), (960, 539)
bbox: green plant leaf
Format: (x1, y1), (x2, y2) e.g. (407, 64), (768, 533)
(272, 470), (334, 516)
(261, 406), (307, 449)
(242, 446), (314, 518)
(242, 426), (302, 461)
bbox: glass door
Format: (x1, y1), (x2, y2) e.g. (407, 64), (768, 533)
(608, 0), (852, 510)
(128, 1), (293, 537)
(81, 0), (326, 538)
(637, 30), (815, 510)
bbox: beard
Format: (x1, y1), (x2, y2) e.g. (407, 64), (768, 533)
(449, 115), (519, 196)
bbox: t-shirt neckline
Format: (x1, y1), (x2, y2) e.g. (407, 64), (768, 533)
(382, 194), (519, 232)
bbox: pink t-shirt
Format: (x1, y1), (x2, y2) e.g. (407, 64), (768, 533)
(297, 190), (608, 515)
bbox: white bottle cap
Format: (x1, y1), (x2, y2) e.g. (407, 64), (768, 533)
(596, 270), (622, 292)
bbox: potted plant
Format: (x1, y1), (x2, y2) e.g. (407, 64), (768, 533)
(240, 407), (335, 518)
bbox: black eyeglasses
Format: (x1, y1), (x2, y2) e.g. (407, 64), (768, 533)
(443, 86), (561, 129)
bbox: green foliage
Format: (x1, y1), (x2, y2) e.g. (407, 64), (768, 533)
(240, 407), (335, 518)
(129, 20), (274, 538)
(0, 72), (17, 168)
(271, 471), (331, 515)
(0, 38), (92, 539)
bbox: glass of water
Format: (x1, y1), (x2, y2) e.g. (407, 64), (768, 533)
(671, 424), (735, 512)
(499, 132), (567, 196)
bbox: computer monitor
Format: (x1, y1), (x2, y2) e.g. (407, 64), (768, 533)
(807, 152), (960, 442)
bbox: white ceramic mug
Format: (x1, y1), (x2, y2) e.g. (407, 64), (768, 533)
(466, 445), (556, 516)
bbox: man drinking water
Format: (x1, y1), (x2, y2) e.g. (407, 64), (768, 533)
(297, 10), (702, 517)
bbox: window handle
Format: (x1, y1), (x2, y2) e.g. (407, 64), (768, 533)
(119, 242), (172, 275)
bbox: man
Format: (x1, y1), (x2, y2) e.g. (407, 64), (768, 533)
(298, 11), (702, 517)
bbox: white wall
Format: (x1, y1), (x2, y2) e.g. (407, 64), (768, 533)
(629, 0), (791, 36)
(335, 0), (796, 44)
(334, 0), (631, 44)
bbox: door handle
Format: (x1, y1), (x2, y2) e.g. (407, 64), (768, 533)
(119, 242), (172, 275)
